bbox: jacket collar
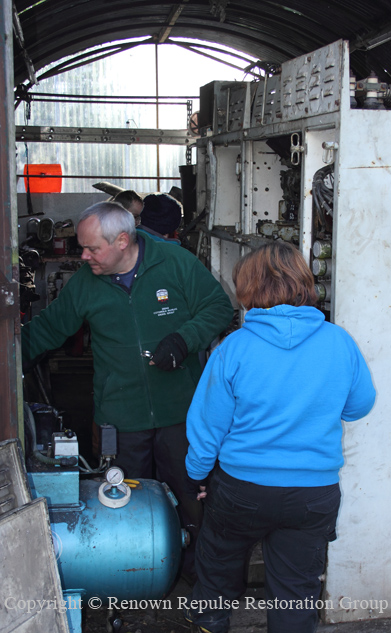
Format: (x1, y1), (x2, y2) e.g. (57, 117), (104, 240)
(137, 232), (165, 275)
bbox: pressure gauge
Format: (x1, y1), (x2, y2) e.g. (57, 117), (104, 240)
(105, 466), (124, 486)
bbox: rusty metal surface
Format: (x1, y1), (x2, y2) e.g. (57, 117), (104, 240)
(0, 271), (19, 321)
(0, 438), (31, 514)
(0, 498), (71, 633)
(0, 0), (21, 442)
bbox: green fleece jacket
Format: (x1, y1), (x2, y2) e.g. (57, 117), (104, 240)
(22, 233), (234, 432)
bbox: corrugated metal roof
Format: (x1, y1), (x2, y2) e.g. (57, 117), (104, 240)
(13, 1), (391, 89)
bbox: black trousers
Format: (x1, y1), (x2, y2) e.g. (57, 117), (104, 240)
(187, 465), (341, 633)
(114, 422), (203, 577)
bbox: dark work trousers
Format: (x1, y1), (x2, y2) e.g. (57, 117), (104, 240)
(187, 464), (341, 633)
(114, 422), (203, 579)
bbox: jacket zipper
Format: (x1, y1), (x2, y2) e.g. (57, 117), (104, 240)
(128, 276), (156, 427)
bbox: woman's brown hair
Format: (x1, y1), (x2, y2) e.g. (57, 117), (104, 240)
(233, 241), (318, 309)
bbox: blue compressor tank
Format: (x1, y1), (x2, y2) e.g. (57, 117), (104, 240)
(48, 478), (185, 602)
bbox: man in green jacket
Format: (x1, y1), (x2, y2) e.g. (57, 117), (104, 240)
(22, 200), (234, 581)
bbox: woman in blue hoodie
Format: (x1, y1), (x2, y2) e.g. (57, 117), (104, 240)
(184, 241), (376, 633)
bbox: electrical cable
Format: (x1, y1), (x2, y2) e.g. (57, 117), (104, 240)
(78, 455), (107, 474)
(312, 164), (334, 231)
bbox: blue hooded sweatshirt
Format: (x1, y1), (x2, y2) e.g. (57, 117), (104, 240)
(186, 305), (376, 487)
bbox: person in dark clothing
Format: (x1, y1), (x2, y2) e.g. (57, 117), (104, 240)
(138, 192), (183, 244)
(22, 201), (234, 583)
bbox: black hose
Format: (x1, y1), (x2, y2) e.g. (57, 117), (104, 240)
(23, 401), (61, 465)
(312, 164), (334, 231)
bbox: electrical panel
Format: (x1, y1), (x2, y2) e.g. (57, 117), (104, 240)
(195, 38), (389, 317)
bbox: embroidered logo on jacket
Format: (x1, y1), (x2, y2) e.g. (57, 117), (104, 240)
(156, 289), (169, 303)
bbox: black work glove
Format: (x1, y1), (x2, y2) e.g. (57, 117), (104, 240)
(151, 332), (188, 371)
(184, 473), (208, 500)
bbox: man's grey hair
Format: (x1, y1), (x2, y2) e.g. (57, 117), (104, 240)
(78, 202), (136, 244)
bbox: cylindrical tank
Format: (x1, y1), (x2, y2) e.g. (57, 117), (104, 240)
(50, 478), (184, 602)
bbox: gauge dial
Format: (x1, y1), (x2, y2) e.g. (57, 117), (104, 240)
(105, 466), (124, 486)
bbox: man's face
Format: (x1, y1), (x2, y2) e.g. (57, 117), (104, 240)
(129, 200), (143, 226)
(78, 215), (128, 275)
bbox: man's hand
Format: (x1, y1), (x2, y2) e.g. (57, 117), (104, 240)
(149, 333), (188, 371)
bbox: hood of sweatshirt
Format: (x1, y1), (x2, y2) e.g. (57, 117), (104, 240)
(242, 305), (325, 349)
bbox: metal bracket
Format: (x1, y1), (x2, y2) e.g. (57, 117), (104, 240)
(322, 141), (339, 164)
(290, 133), (305, 166)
